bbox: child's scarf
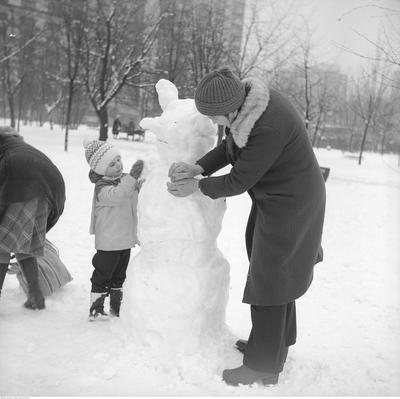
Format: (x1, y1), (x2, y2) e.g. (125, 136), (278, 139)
(88, 170), (124, 199)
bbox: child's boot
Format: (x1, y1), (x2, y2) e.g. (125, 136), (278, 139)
(89, 292), (109, 321)
(109, 288), (123, 317)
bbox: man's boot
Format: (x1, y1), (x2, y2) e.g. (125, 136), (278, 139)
(222, 364), (279, 386)
(89, 292), (109, 321)
(0, 263), (8, 298)
(109, 288), (123, 317)
(18, 257), (45, 310)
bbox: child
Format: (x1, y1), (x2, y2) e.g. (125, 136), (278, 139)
(83, 139), (144, 321)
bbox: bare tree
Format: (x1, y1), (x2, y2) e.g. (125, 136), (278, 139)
(274, 23), (319, 130)
(45, 93), (64, 130)
(0, 30), (43, 65)
(57, 0), (87, 151)
(273, 17), (345, 148)
(343, 99), (359, 152)
(0, 13), (27, 128)
(232, 0), (297, 79)
(189, 1), (230, 87)
(156, 0), (190, 84)
(311, 83), (327, 147)
(373, 95), (399, 154)
(351, 63), (388, 164)
(82, 0), (163, 141)
(337, 4), (400, 88)
(297, 24), (314, 132)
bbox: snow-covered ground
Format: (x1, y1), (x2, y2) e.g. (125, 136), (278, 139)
(0, 124), (399, 396)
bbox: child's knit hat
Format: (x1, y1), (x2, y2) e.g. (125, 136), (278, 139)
(194, 67), (245, 116)
(83, 139), (121, 175)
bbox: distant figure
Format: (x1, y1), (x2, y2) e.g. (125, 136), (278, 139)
(83, 139), (144, 321)
(127, 120), (135, 140)
(0, 127), (66, 310)
(112, 116), (122, 139)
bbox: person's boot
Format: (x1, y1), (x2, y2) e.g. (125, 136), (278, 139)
(109, 288), (123, 317)
(0, 263), (8, 299)
(235, 339), (289, 363)
(18, 257), (45, 310)
(222, 364), (279, 386)
(89, 292), (109, 321)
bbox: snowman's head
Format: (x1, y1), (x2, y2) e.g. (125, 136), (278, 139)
(140, 79), (216, 164)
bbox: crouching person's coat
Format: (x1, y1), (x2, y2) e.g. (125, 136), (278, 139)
(0, 129), (65, 231)
(197, 79), (326, 306)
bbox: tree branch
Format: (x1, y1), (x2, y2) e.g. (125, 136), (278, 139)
(0, 29), (45, 64)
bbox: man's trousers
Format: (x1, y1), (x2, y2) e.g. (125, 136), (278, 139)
(243, 301), (297, 373)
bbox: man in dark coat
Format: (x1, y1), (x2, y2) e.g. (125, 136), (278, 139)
(0, 127), (66, 310)
(167, 68), (326, 386)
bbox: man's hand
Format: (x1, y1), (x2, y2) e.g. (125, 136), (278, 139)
(168, 162), (204, 182)
(167, 178), (199, 197)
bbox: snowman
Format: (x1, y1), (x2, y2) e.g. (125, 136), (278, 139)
(123, 79), (232, 378)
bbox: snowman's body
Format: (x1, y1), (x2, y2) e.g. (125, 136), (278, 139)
(123, 80), (231, 372)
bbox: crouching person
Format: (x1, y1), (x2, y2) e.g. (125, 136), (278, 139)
(0, 127), (66, 310)
(83, 139), (143, 321)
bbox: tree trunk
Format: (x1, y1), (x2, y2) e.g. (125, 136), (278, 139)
(316, 134), (322, 149)
(97, 107), (109, 141)
(7, 92), (15, 128)
(348, 132), (354, 152)
(358, 122), (369, 165)
(64, 80), (75, 152)
(39, 107), (44, 126)
(17, 78), (24, 132)
(2, 92), (6, 124)
(380, 131), (387, 155)
(311, 128), (318, 147)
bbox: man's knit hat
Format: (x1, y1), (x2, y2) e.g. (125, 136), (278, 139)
(83, 139), (121, 175)
(194, 67), (245, 116)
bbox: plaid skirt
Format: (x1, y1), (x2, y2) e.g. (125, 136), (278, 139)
(0, 197), (48, 257)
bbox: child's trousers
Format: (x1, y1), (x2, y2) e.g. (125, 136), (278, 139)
(91, 249), (131, 293)
(243, 302), (297, 374)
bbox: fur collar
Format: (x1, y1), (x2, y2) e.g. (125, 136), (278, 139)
(230, 77), (270, 148)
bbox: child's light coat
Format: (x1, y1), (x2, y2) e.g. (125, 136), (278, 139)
(90, 175), (139, 250)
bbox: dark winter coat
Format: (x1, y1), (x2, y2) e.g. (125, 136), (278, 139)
(0, 132), (66, 231)
(197, 79), (326, 306)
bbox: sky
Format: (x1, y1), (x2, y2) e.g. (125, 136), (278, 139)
(252, 0), (399, 76)
(296, 0), (399, 73)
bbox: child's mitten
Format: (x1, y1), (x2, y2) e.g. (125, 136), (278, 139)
(130, 160), (144, 179)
